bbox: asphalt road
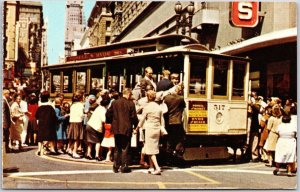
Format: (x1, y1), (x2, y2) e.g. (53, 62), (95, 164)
(2, 146), (297, 189)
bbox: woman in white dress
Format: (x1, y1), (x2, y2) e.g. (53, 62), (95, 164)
(273, 114), (297, 176)
(10, 94), (24, 151)
(263, 104), (282, 167)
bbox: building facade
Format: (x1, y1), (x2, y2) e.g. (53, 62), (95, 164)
(105, 1), (297, 101)
(3, 1), (18, 82)
(82, 1), (296, 100)
(3, 1), (45, 88)
(86, 2), (113, 47)
(64, 0), (85, 57)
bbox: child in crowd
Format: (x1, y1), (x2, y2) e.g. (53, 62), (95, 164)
(61, 102), (71, 151)
(101, 123), (115, 162)
(54, 97), (69, 153)
(27, 93), (39, 145)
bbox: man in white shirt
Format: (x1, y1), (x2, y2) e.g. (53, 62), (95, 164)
(144, 67), (157, 91)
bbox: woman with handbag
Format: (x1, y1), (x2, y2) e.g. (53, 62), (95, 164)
(135, 90), (165, 175)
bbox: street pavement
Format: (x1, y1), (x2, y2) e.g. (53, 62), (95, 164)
(2, 146), (298, 189)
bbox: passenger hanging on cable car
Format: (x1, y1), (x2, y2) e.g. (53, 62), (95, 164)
(142, 67), (157, 91)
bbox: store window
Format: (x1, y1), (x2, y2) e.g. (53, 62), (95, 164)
(213, 59), (229, 96)
(267, 61), (290, 98)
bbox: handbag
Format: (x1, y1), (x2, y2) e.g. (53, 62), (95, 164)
(131, 133), (137, 147)
(160, 125), (168, 136)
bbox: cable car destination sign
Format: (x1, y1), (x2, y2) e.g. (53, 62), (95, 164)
(66, 48), (127, 62)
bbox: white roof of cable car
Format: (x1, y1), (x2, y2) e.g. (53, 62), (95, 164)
(44, 44), (248, 68)
(212, 27), (297, 55)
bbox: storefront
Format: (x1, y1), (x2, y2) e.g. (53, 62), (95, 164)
(213, 28), (297, 101)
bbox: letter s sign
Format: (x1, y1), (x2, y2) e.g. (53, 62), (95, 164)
(231, 2), (259, 28)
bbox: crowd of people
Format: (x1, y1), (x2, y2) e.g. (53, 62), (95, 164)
(246, 92), (297, 177)
(3, 68), (297, 177)
(3, 67), (185, 175)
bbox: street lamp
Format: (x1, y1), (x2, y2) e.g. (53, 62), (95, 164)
(175, 2), (182, 35)
(187, 1), (195, 37)
(174, 1), (195, 37)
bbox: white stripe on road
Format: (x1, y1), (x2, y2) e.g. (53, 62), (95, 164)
(183, 168), (273, 175)
(6, 167), (273, 177)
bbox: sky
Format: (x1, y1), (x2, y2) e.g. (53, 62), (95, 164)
(42, 0), (95, 65)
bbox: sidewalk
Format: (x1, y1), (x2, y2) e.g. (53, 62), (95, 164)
(42, 152), (114, 165)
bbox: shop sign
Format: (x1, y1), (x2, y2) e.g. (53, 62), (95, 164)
(188, 101), (208, 132)
(231, 2), (259, 28)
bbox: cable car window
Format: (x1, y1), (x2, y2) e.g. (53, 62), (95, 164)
(90, 66), (103, 92)
(189, 57), (208, 96)
(107, 75), (118, 91)
(232, 62), (246, 99)
(52, 74), (61, 94)
(213, 59), (229, 96)
(76, 71), (86, 92)
(63, 70), (72, 93)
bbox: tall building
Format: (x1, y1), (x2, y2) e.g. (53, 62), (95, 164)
(64, 0), (85, 57)
(3, 1), (45, 87)
(86, 1), (112, 47)
(3, 1), (18, 82)
(109, 1), (152, 43)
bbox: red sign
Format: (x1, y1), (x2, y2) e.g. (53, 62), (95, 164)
(66, 48), (127, 62)
(231, 2), (259, 28)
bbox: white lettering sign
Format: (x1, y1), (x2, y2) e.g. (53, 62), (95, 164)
(238, 2), (253, 20)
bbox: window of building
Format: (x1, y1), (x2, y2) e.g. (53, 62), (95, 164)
(105, 36), (110, 44)
(106, 21), (111, 31)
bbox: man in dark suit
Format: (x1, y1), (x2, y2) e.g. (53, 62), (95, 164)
(157, 70), (173, 92)
(3, 89), (12, 153)
(106, 88), (138, 173)
(164, 85), (186, 157)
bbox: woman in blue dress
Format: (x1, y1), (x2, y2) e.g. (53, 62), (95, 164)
(54, 97), (69, 153)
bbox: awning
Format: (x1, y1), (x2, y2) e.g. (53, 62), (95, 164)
(212, 28), (297, 55)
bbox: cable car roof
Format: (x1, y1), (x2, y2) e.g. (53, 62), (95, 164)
(44, 44), (250, 70)
(73, 34), (199, 53)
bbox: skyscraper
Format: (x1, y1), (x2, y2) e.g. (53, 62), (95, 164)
(64, 0), (85, 58)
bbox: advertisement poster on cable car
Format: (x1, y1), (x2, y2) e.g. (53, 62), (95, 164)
(188, 101), (208, 132)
